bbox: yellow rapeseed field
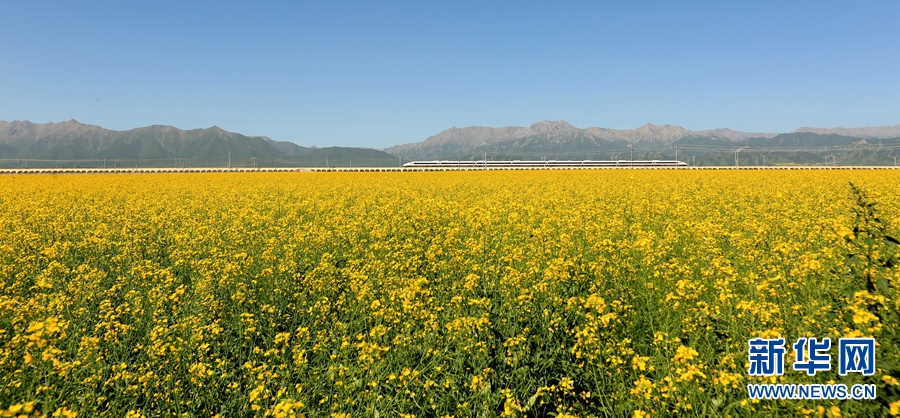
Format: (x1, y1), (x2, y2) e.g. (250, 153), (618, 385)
(0, 171), (898, 417)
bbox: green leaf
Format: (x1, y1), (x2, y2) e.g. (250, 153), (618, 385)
(877, 277), (890, 295)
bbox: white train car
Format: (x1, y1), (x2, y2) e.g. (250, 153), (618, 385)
(402, 160), (688, 168)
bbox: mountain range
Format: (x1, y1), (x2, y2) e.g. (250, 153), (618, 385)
(0, 119), (398, 167)
(2, 119), (899, 167)
(384, 120), (900, 162)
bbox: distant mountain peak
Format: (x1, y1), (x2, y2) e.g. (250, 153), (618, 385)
(636, 122), (684, 131)
(528, 120), (575, 132)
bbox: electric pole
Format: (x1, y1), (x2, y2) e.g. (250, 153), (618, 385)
(228, 152), (232, 170)
(630, 145), (633, 168)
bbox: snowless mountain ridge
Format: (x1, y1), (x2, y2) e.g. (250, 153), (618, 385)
(3, 118), (899, 158)
(792, 125), (900, 138)
(384, 120), (900, 157)
(0, 119), (348, 162)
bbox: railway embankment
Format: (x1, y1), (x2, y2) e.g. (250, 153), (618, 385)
(1, 166), (899, 174)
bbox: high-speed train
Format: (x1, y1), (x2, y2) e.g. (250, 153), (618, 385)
(402, 160), (688, 168)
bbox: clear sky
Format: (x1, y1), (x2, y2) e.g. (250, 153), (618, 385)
(1, 1), (898, 148)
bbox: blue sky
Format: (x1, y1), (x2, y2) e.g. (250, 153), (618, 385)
(1, 1), (898, 148)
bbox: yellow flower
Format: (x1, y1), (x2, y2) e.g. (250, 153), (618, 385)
(632, 356), (649, 371)
(826, 405), (842, 417)
(51, 407), (78, 418)
(674, 346), (698, 364)
(889, 400), (900, 416)
(631, 376), (653, 399)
